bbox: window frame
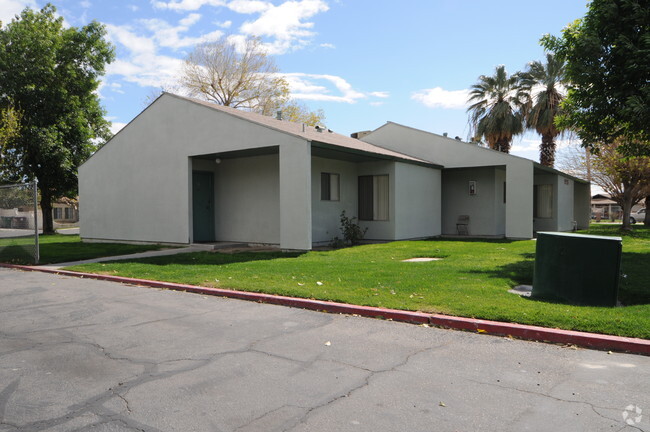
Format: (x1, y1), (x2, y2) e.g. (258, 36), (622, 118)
(534, 184), (554, 219)
(320, 172), (340, 201)
(358, 174), (389, 221)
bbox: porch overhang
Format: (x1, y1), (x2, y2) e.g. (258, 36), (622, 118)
(311, 141), (443, 169)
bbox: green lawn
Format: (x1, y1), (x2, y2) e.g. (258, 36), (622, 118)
(0, 234), (164, 264)
(66, 225), (650, 339)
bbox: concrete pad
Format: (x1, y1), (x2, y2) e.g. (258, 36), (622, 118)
(401, 257), (443, 262)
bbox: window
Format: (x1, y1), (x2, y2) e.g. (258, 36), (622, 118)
(53, 208), (63, 219)
(321, 173), (340, 201)
(64, 207), (73, 220)
(359, 175), (389, 221)
(534, 184), (553, 218)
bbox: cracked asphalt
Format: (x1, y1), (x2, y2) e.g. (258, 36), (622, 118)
(1, 267), (649, 432)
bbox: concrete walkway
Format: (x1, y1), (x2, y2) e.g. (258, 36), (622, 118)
(39, 245), (208, 269)
(1, 267), (648, 432)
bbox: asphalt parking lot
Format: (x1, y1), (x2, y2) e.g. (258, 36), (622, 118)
(1, 267), (648, 432)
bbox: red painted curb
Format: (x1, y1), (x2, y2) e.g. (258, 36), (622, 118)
(2, 263), (648, 355)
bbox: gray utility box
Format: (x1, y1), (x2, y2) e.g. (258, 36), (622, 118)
(532, 232), (622, 307)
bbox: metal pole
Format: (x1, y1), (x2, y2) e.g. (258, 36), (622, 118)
(33, 179), (39, 264)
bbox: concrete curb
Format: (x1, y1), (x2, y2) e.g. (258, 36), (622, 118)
(2, 263), (648, 356)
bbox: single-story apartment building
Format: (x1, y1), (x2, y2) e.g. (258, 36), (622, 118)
(79, 93), (590, 250)
(80, 93), (443, 250)
(360, 122), (591, 239)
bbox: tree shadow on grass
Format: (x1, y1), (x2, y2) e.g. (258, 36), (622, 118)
(467, 250), (649, 306)
(619, 250), (650, 305)
(420, 237), (528, 245)
(0, 245), (34, 264)
(465, 252), (535, 286)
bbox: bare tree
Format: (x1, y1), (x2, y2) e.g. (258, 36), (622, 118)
(181, 37), (289, 115)
(559, 141), (650, 230)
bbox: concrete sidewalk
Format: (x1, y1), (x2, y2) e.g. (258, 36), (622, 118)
(1, 267), (648, 432)
(39, 245), (210, 269)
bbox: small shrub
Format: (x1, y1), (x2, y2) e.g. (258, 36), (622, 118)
(331, 210), (367, 247)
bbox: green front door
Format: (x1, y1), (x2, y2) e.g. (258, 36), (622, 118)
(192, 171), (215, 242)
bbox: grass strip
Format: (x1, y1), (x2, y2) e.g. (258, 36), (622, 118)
(67, 225), (650, 339)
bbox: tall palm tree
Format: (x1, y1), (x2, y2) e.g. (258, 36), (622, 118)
(520, 53), (566, 167)
(467, 65), (526, 153)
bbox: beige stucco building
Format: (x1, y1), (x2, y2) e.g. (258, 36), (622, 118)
(79, 93), (590, 250)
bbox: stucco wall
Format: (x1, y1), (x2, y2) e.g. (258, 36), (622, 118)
(363, 123), (534, 238)
(311, 157), (359, 244)
(574, 182), (591, 229)
(80, 94), (306, 245)
(310, 158), (441, 244)
(495, 168), (506, 235)
(441, 167), (502, 236)
(556, 176), (575, 231)
(533, 174), (558, 232)
(394, 162), (441, 239)
(279, 144), (312, 250)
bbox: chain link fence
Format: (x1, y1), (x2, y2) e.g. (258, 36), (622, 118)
(0, 182), (40, 264)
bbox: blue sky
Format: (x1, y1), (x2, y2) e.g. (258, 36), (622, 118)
(1, 0), (589, 162)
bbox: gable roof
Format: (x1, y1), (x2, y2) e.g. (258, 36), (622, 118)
(164, 93), (441, 168)
(365, 121), (588, 184)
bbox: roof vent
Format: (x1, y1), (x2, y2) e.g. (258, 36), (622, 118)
(455, 136), (461, 141)
(315, 125), (323, 133)
(351, 130), (371, 139)
(276, 110), (282, 120)
(443, 132), (448, 137)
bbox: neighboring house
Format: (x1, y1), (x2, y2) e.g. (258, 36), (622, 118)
(359, 122), (591, 239)
(80, 93), (443, 250)
(79, 93), (590, 250)
(52, 199), (79, 224)
(591, 193), (643, 220)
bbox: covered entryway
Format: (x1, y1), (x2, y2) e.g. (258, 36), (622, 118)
(190, 147), (284, 246)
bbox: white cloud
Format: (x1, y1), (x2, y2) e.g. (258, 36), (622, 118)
(128, 5), (139, 12)
(106, 24), (157, 56)
(139, 15), (222, 49)
(80, 0), (92, 8)
(153, 0), (328, 54)
(179, 12), (201, 26)
(109, 122), (127, 135)
(510, 138), (539, 153)
(511, 136), (578, 153)
(227, 0), (271, 14)
(283, 73), (368, 104)
(238, 0), (329, 54)
(0, 0), (36, 24)
(319, 42), (335, 49)
(152, 0), (226, 11)
(105, 24), (185, 88)
(411, 87), (470, 109)
(215, 19), (232, 28)
(369, 91), (389, 98)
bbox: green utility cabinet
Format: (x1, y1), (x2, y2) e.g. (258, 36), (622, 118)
(532, 232), (622, 307)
